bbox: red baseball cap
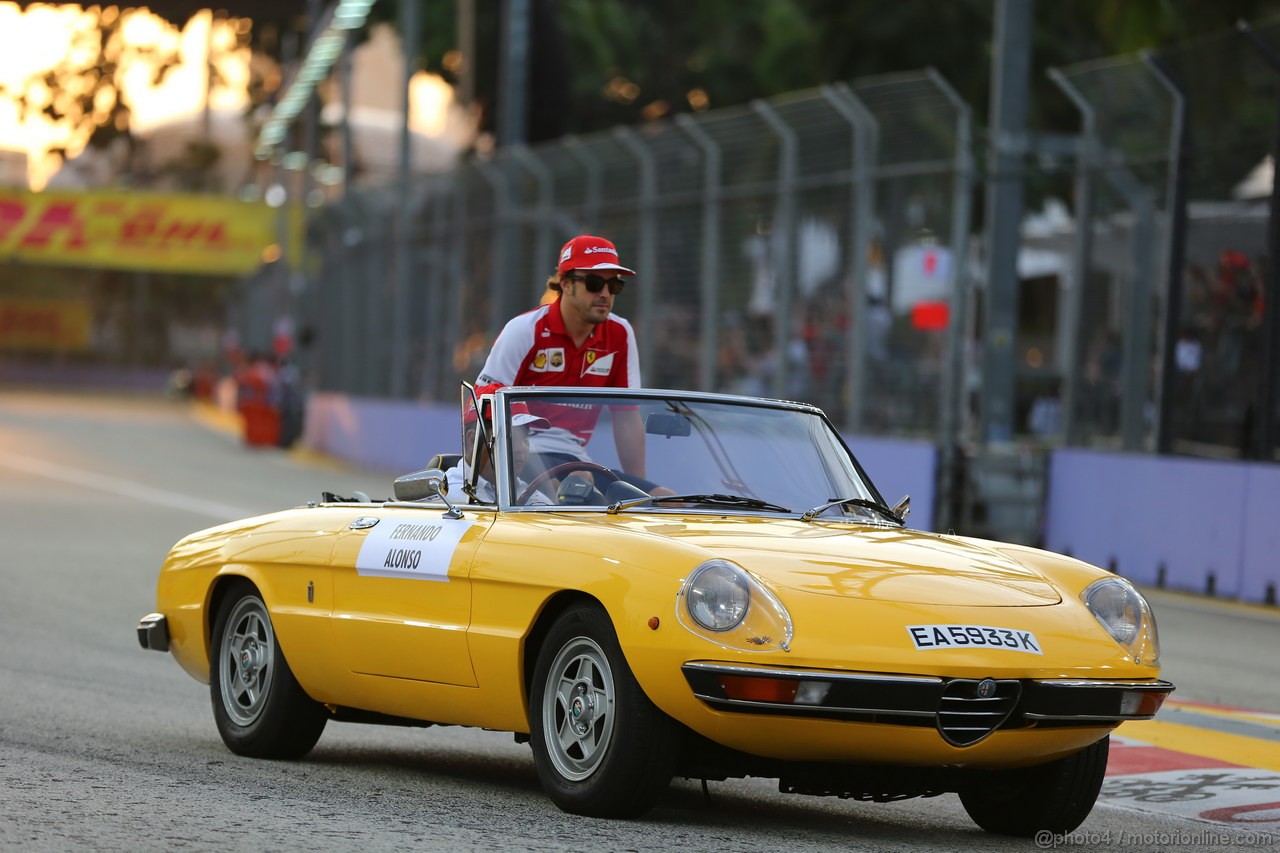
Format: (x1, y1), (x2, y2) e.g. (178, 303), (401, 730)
(556, 235), (637, 277)
(464, 383), (550, 430)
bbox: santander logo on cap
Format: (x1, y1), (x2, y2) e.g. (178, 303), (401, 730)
(556, 235), (637, 277)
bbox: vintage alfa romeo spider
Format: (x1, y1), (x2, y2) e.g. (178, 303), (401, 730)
(138, 386), (1172, 836)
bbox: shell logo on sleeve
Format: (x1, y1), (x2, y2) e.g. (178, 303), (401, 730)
(355, 518), (477, 581)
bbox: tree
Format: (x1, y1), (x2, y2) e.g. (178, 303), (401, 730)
(371, 0), (1280, 144)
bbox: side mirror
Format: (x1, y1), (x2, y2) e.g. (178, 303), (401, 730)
(891, 495), (911, 523)
(394, 468), (447, 502)
(645, 412), (692, 437)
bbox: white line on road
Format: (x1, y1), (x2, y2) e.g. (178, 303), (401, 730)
(0, 452), (253, 521)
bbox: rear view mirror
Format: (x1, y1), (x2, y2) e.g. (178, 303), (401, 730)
(646, 412), (691, 438)
(394, 468), (447, 502)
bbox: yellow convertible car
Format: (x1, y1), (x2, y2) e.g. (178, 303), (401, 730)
(138, 386), (1172, 836)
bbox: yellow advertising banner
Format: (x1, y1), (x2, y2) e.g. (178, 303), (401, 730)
(0, 188), (280, 276)
(0, 297), (92, 352)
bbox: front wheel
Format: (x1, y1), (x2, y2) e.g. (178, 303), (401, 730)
(959, 735), (1109, 836)
(529, 603), (682, 817)
(209, 581), (327, 759)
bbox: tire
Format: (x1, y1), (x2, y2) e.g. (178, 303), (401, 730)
(529, 603), (682, 818)
(209, 581), (327, 759)
(959, 735), (1110, 836)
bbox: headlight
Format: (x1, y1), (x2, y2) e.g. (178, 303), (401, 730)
(686, 562), (749, 631)
(1082, 577), (1159, 664)
(677, 560), (793, 652)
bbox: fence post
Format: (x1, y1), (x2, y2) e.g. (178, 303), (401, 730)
(676, 113), (722, 392)
(751, 100), (799, 401)
(928, 68), (976, 531)
(419, 180), (448, 399)
(612, 127), (657, 381)
(510, 145), (556, 305)
(822, 84), (878, 432)
(1142, 51), (1190, 455)
(564, 134), (603, 229)
(475, 161), (514, 342)
(445, 174), (467, 392)
(364, 204), (387, 395)
(1047, 68), (1097, 448)
(1236, 21), (1280, 460)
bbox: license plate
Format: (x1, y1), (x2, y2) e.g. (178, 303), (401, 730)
(906, 624), (1043, 654)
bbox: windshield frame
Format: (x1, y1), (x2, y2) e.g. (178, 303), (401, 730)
(489, 386), (889, 519)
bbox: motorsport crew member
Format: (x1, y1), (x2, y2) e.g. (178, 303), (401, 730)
(444, 383), (553, 505)
(477, 234), (664, 493)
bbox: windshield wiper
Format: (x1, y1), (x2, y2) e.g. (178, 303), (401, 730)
(607, 493), (791, 514)
(801, 496), (902, 524)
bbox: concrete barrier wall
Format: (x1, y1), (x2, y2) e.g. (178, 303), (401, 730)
(303, 392), (937, 530)
(1046, 448), (1280, 604)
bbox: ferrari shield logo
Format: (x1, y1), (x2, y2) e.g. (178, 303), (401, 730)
(584, 352), (614, 377)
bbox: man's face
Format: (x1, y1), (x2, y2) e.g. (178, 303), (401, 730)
(561, 273), (617, 326)
(470, 424), (531, 480)
(510, 425), (532, 473)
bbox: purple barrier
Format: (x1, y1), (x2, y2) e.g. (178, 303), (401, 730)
(303, 392), (938, 530)
(844, 436), (936, 532)
(1046, 449), (1279, 604)
(303, 393), (458, 474)
(1242, 466), (1280, 603)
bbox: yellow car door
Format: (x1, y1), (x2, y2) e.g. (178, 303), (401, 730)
(328, 507), (495, 687)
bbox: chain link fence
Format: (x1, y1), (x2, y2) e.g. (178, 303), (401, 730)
(1046, 21), (1280, 462)
(291, 69), (973, 439)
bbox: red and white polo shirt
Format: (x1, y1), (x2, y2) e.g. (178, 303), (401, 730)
(477, 300), (640, 454)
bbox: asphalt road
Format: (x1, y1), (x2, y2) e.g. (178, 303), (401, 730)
(0, 390), (1276, 852)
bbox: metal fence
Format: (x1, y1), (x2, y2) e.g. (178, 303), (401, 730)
(1046, 21), (1280, 462)
(290, 69), (974, 441)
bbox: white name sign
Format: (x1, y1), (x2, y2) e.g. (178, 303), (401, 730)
(354, 518), (477, 581)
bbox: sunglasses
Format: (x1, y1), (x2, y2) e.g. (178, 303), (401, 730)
(569, 273), (626, 295)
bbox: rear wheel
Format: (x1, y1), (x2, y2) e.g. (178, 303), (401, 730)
(209, 581), (327, 759)
(529, 603), (681, 817)
(959, 735), (1109, 836)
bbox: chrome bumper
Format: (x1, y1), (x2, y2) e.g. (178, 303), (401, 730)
(682, 662), (1175, 747)
(136, 612), (169, 652)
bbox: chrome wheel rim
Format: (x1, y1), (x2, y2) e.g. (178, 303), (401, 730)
(542, 636), (616, 781)
(218, 597), (274, 727)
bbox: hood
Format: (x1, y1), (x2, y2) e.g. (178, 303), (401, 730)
(623, 518), (1061, 606)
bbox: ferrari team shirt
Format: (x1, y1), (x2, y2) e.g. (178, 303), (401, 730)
(477, 300), (641, 458)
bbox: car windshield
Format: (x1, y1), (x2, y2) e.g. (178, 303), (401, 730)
(498, 389), (886, 520)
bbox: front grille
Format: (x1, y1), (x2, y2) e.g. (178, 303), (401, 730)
(936, 678), (1021, 746)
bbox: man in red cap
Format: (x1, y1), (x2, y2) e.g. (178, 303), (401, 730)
(444, 383), (553, 504)
(477, 234), (665, 494)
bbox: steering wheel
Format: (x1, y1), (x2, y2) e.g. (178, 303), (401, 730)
(518, 461), (620, 505)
